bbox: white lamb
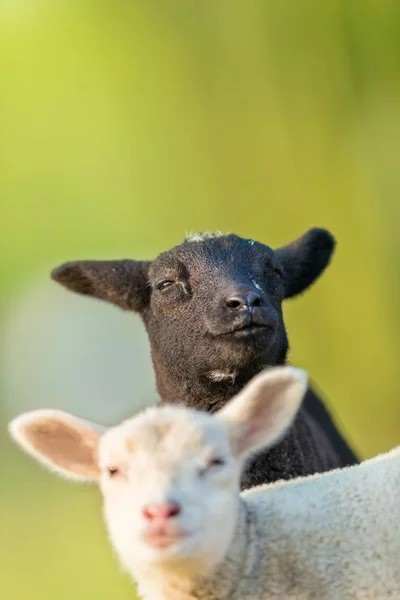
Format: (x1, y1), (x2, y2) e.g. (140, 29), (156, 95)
(9, 367), (400, 600)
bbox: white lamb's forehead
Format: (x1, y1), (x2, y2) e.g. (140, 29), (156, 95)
(99, 406), (229, 465)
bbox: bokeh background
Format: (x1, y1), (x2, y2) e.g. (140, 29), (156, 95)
(1, 1), (400, 598)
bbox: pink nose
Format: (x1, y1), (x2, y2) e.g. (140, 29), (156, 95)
(142, 502), (181, 521)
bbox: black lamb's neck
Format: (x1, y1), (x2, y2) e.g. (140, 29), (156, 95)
(155, 357), (287, 413)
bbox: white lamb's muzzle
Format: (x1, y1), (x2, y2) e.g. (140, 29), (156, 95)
(105, 501), (233, 572)
(109, 521), (210, 565)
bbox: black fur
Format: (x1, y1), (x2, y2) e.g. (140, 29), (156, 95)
(52, 228), (358, 489)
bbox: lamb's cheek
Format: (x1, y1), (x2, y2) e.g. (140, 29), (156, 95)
(103, 500), (119, 541)
(103, 503), (142, 570)
(202, 489), (238, 550)
(103, 494), (136, 544)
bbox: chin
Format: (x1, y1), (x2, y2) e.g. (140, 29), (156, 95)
(213, 330), (277, 363)
(136, 531), (208, 565)
(216, 325), (275, 345)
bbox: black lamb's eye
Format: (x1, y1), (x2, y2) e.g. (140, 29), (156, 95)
(155, 280), (175, 291)
(271, 266), (282, 278)
(108, 466), (119, 477)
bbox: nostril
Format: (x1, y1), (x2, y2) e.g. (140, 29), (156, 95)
(226, 297), (243, 309)
(142, 502), (181, 521)
(226, 291), (261, 309)
(142, 505), (154, 520)
(168, 502), (181, 518)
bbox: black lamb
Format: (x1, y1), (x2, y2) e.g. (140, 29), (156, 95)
(51, 228), (358, 489)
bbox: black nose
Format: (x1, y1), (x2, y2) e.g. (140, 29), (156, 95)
(226, 290), (261, 309)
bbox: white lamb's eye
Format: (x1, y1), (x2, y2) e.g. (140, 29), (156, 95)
(108, 466), (119, 477)
(155, 280), (175, 291)
(208, 458), (225, 468)
(199, 457), (226, 476)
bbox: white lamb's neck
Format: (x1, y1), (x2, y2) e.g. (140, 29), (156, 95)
(133, 502), (250, 600)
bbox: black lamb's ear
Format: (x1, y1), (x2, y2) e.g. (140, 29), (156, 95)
(274, 228), (336, 299)
(51, 259), (152, 312)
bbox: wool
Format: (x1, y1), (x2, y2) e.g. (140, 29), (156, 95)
(224, 449), (400, 599)
(241, 401), (339, 488)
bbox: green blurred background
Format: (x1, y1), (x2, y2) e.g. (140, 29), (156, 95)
(1, 1), (400, 598)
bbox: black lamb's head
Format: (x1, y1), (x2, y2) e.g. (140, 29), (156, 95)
(51, 228), (335, 406)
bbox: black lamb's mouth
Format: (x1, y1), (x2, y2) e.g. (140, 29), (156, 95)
(208, 311), (277, 338)
(220, 322), (271, 337)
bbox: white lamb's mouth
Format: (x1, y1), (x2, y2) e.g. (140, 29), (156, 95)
(143, 531), (186, 549)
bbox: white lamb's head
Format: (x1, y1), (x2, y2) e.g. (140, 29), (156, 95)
(9, 366), (307, 579)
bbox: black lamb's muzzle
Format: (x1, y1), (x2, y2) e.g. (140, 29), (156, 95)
(206, 304), (279, 338)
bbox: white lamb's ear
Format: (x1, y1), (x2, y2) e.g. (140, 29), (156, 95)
(8, 410), (105, 481)
(216, 367), (308, 459)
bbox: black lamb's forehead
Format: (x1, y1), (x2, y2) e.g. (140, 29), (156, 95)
(149, 233), (277, 276)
